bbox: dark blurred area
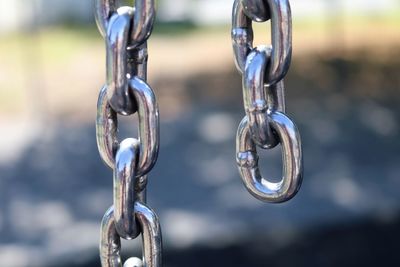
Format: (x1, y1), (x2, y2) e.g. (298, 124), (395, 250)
(1, 1), (400, 267)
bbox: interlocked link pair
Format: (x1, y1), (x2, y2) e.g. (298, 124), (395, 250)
(95, 0), (155, 115)
(232, 0), (303, 203)
(95, 1), (162, 266)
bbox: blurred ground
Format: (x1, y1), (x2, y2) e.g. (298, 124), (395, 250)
(0, 15), (400, 267)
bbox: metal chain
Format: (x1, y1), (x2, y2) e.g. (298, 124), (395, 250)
(232, 0), (303, 203)
(95, 1), (162, 266)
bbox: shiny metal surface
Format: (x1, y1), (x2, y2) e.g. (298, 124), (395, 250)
(232, 0), (303, 203)
(96, 1), (161, 265)
(135, 201), (162, 267)
(95, 0), (156, 47)
(95, 0), (117, 37)
(100, 207), (122, 267)
(128, 77), (159, 178)
(128, 0), (156, 48)
(241, 0), (270, 22)
(129, 42), (148, 81)
(106, 7), (137, 115)
(232, 0), (292, 85)
(96, 85), (118, 169)
(243, 46), (285, 148)
(123, 257), (143, 267)
(100, 204), (162, 267)
(114, 138), (141, 239)
(96, 78), (159, 177)
(232, 0), (253, 74)
(236, 112), (303, 202)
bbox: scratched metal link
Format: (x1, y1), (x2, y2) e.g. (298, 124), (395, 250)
(95, 0), (161, 265)
(232, 0), (303, 203)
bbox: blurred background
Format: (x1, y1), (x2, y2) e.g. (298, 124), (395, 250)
(1, 0), (400, 266)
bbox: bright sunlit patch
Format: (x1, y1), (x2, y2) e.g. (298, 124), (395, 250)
(163, 210), (215, 248)
(196, 156), (236, 186)
(309, 118), (339, 144)
(358, 102), (399, 136)
(0, 245), (39, 267)
(197, 113), (235, 143)
(9, 199), (73, 237)
(216, 183), (263, 209)
(330, 178), (362, 208)
(0, 118), (42, 165)
(162, 209), (239, 248)
(45, 221), (98, 256)
(78, 189), (111, 216)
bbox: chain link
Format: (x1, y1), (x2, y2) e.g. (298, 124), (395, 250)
(100, 204), (162, 267)
(95, 1), (162, 266)
(232, 0), (303, 203)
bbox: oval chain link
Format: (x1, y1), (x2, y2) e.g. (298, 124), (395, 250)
(96, 79), (159, 177)
(106, 7), (136, 115)
(232, 0), (303, 203)
(100, 204), (162, 267)
(236, 114), (302, 202)
(95, 0), (161, 265)
(113, 138), (146, 239)
(243, 45), (286, 148)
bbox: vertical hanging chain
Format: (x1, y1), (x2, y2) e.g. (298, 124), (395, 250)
(95, 1), (162, 266)
(232, 0), (303, 203)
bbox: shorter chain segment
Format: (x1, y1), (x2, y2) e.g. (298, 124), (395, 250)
(232, 0), (303, 203)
